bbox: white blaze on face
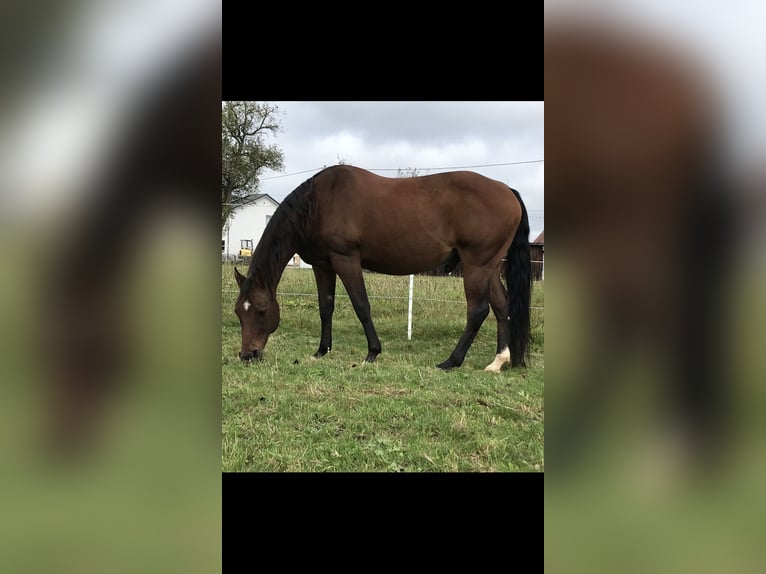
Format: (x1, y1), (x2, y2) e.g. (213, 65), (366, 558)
(243, 300), (251, 312)
(484, 346), (511, 373)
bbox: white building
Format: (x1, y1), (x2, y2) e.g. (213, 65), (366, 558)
(222, 194), (311, 268)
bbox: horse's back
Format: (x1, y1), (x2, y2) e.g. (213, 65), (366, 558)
(315, 165), (518, 218)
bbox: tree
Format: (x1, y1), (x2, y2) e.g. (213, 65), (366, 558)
(222, 101), (284, 230)
(396, 166), (421, 178)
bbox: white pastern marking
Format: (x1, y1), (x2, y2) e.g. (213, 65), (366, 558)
(243, 300), (251, 311)
(484, 346), (511, 373)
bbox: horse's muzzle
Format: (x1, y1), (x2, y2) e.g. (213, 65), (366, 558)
(239, 349), (262, 362)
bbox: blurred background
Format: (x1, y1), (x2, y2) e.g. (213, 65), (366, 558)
(0, 1), (221, 572)
(545, 1), (766, 572)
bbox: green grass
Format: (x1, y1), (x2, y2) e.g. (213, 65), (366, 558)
(222, 264), (544, 472)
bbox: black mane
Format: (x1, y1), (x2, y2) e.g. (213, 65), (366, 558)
(243, 173), (318, 293)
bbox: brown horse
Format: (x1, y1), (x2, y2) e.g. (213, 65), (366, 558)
(45, 30), (221, 454)
(233, 165), (532, 371)
(545, 20), (734, 469)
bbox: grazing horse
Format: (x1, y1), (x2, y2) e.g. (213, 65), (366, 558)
(234, 165), (532, 371)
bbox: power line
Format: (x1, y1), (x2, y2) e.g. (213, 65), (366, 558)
(261, 167), (325, 180)
(260, 159), (544, 181)
(368, 160), (544, 171)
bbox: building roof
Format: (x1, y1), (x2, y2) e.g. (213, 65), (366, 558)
(532, 230), (544, 244)
(251, 193), (279, 207)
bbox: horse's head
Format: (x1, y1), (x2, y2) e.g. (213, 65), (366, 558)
(234, 267), (280, 361)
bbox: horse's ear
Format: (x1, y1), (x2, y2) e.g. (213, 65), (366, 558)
(234, 267), (246, 287)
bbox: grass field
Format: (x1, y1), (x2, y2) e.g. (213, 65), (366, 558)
(222, 263), (544, 472)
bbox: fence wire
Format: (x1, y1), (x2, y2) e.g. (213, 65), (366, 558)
(221, 289), (544, 310)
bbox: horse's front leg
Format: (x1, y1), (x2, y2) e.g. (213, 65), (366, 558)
(330, 254), (382, 363)
(312, 265), (336, 358)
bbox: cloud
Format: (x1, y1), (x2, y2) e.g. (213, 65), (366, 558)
(310, 131), (366, 164)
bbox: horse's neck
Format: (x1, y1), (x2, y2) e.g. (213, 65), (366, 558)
(251, 231), (297, 290)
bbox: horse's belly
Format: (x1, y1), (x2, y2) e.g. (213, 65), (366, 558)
(359, 242), (452, 275)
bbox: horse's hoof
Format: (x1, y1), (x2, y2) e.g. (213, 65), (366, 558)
(436, 358), (459, 371)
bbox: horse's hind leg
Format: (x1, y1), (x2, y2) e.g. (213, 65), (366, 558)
(312, 265), (336, 358)
(331, 254), (382, 363)
(437, 266), (491, 370)
(485, 272), (511, 373)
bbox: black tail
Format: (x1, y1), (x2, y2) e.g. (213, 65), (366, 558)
(506, 188), (532, 367)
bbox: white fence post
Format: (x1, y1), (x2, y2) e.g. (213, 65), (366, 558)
(407, 274), (414, 341)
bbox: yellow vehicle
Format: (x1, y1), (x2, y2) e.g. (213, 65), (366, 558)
(238, 239), (253, 264)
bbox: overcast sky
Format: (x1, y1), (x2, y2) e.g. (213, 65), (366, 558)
(255, 102), (545, 242)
